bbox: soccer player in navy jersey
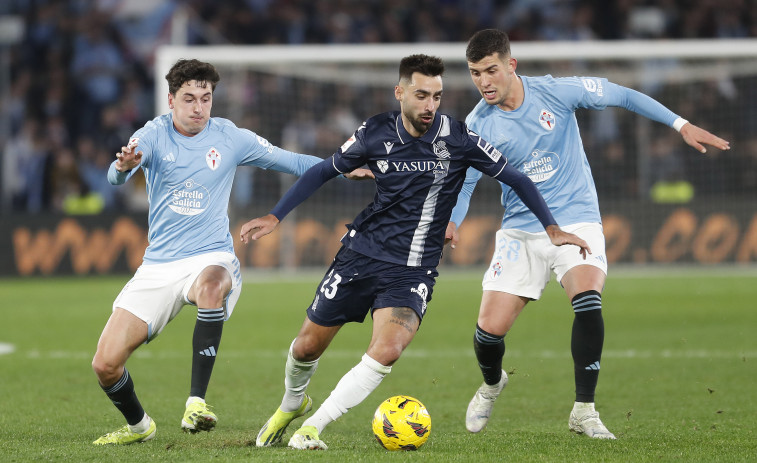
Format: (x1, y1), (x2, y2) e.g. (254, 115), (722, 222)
(90, 59), (370, 445)
(241, 54), (590, 451)
(447, 29), (731, 439)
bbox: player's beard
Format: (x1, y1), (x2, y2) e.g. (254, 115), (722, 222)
(409, 112), (433, 135)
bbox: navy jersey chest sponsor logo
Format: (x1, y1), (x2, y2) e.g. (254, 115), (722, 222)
(377, 159), (449, 174)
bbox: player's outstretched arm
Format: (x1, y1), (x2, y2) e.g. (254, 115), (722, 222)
(545, 225), (591, 259)
(240, 214), (279, 243)
(241, 159), (341, 244)
(606, 83), (730, 154)
(679, 122), (730, 154)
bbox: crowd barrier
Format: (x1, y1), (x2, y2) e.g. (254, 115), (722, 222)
(3, 200), (756, 276)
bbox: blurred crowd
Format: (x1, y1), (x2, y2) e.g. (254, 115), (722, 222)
(1, 0), (756, 215)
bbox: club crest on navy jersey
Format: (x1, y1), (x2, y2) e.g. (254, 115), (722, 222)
(539, 109), (556, 131)
(206, 147), (221, 170)
(377, 160), (389, 173)
(433, 140), (451, 159)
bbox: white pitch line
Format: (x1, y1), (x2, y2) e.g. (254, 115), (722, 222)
(0, 343), (15, 355)
(11, 348), (756, 360)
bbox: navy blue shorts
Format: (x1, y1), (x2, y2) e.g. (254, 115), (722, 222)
(306, 247), (438, 327)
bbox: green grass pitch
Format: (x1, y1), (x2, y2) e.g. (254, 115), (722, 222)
(1, 269), (755, 462)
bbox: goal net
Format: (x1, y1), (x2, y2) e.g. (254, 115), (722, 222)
(156, 40), (757, 269)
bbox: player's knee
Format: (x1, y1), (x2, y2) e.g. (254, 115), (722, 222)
(91, 354), (121, 384)
(194, 279), (228, 307)
(291, 336), (324, 362)
(367, 343), (403, 366)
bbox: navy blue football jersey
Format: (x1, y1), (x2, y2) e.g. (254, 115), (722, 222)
(332, 111), (522, 267)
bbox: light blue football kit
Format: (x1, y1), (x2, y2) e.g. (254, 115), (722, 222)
(451, 75), (681, 232)
(108, 113), (321, 336)
(109, 113), (321, 264)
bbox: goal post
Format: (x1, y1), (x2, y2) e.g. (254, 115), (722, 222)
(154, 39), (757, 269)
(155, 39), (757, 115)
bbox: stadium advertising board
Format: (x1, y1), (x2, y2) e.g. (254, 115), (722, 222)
(2, 201), (757, 276)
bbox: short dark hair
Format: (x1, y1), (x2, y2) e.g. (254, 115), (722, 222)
(466, 29), (511, 63)
(165, 59), (221, 95)
(399, 54), (445, 82)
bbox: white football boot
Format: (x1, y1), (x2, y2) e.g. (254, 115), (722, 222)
(465, 370), (508, 433)
(569, 402), (616, 439)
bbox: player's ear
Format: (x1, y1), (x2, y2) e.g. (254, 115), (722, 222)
(168, 93), (174, 109)
(394, 85), (402, 102)
(509, 57), (518, 72)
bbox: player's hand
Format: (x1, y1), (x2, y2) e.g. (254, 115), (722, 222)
(445, 221), (460, 249)
(545, 225), (591, 259)
(345, 168), (374, 180)
(680, 122), (730, 154)
(240, 214), (280, 243)
(115, 138), (143, 172)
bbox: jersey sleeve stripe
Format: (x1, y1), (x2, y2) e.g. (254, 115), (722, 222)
(332, 156), (347, 174)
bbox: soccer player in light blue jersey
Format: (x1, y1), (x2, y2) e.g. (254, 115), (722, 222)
(90, 59), (370, 445)
(448, 29), (731, 439)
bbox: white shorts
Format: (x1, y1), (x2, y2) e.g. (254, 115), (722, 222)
(113, 252), (242, 341)
(482, 223), (607, 300)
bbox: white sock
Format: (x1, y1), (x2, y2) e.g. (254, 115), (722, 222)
(573, 401), (596, 413)
(303, 353), (391, 433)
(281, 338), (319, 412)
(186, 396), (205, 407)
(128, 413), (151, 434)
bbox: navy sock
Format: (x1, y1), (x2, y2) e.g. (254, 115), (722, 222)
(473, 324), (505, 385)
(571, 290), (604, 403)
(101, 368), (145, 426)
(190, 308), (225, 398)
